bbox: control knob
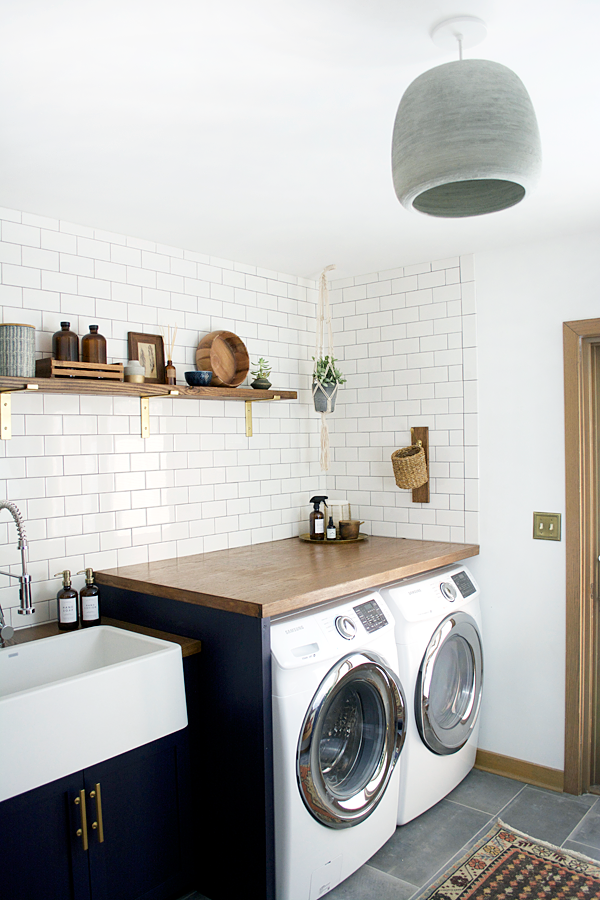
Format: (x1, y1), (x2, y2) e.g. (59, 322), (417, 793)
(335, 615), (357, 640)
(440, 581), (457, 601)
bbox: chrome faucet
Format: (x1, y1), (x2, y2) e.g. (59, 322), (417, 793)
(0, 501), (35, 642)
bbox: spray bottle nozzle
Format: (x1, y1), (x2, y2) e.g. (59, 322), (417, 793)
(310, 495), (328, 510)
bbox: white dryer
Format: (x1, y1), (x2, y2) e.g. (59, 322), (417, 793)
(379, 564), (483, 826)
(271, 591), (406, 900)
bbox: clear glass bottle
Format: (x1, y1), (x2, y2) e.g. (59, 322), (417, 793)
(52, 322), (79, 361)
(81, 325), (107, 364)
(78, 567), (100, 627)
(55, 570), (79, 631)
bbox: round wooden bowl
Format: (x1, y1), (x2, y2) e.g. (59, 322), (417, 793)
(195, 331), (250, 387)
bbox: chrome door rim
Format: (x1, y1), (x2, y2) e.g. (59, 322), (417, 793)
(416, 611), (483, 756)
(297, 651), (406, 829)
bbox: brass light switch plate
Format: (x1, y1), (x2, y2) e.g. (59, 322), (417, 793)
(533, 512), (561, 541)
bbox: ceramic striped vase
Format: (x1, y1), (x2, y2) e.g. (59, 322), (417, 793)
(0, 323), (35, 377)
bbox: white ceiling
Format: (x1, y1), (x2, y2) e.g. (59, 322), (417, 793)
(1, 0), (599, 280)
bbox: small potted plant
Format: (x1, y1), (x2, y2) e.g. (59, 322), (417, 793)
(250, 357), (272, 390)
(312, 355), (346, 412)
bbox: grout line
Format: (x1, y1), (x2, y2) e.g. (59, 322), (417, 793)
(409, 783), (529, 900)
(561, 795), (600, 847)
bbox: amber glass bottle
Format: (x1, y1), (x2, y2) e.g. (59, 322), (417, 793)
(78, 567), (100, 627)
(81, 325), (107, 364)
(56, 570), (79, 631)
(165, 359), (176, 385)
(52, 322), (79, 361)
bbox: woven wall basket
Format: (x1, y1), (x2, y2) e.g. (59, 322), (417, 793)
(391, 443), (428, 489)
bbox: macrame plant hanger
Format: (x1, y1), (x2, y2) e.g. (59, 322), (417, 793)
(313, 264), (336, 471)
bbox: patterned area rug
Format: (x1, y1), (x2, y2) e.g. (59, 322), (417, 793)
(418, 820), (600, 899)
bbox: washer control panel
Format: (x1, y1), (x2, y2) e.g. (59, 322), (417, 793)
(271, 591), (395, 669)
(353, 598), (388, 633)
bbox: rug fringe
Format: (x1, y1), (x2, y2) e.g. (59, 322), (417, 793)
(497, 818), (600, 866)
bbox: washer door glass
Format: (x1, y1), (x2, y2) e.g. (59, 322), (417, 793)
(297, 651), (406, 829)
(416, 612), (483, 755)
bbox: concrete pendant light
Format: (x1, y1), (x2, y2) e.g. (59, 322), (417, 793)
(391, 16), (541, 217)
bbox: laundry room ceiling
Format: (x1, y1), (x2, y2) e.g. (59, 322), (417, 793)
(1, 0), (599, 279)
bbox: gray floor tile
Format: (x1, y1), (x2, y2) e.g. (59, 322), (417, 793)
(501, 785), (597, 845)
(368, 798), (491, 887)
(568, 800), (600, 849)
(562, 839), (600, 863)
(445, 768), (525, 814)
(325, 863), (417, 900)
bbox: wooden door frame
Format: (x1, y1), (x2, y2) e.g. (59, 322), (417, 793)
(563, 319), (600, 793)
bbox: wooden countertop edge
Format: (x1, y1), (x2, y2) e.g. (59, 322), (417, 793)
(96, 542), (480, 619)
(8, 618), (202, 657)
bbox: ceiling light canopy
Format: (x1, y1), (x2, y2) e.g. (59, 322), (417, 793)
(391, 18), (542, 218)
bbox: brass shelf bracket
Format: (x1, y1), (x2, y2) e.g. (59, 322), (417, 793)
(140, 390), (179, 438)
(0, 383), (39, 440)
(140, 397), (150, 438)
(245, 395), (281, 438)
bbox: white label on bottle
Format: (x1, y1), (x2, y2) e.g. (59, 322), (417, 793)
(82, 595), (99, 621)
(59, 597), (77, 623)
(327, 528), (336, 539)
(315, 519), (324, 534)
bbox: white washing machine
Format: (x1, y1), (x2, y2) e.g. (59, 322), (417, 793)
(379, 564), (483, 826)
(271, 590), (406, 900)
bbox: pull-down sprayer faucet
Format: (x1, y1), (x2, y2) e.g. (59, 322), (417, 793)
(0, 501), (35, 644)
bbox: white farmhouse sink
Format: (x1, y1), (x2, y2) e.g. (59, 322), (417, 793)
(0, 625), (188, 802)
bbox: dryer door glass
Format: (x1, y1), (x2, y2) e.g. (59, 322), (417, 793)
(416, 612), (483, 755)
(297, 651), (406, 829)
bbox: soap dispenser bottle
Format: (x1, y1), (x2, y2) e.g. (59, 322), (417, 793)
(326, 515), (337, 541)
(78, 568), (100, 627)
(55, 570), (79, 631)
(309, 495), (328, 541)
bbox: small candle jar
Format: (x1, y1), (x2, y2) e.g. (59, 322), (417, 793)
(124, 360), (145, 383)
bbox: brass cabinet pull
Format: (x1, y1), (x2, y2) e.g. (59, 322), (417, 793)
(89, 783), (105, 843)
(74, 790), (89, 851)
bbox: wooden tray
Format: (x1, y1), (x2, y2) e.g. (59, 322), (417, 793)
(35, 359), (124, 380)
(298, 533), (368, 544)
(196, 331), (249, 387)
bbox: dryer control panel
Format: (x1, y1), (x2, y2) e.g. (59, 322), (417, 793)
(379, 565), (480, 623)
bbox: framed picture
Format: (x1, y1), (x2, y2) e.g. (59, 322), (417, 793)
(127, 332), (165, 384)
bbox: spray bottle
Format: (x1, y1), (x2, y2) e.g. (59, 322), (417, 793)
(309, 495), (328, 541)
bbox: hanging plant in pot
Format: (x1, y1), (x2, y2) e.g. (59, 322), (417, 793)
(312, 355), (346, 413)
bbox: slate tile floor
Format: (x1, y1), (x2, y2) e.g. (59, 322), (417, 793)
(180, 769), (600, 900)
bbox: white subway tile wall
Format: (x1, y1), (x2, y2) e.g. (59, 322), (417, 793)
(327, 257), (478, 544)
(0, 207), (478, 627)
(0, 208), (328, 627)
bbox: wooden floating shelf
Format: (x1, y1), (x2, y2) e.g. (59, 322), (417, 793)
(0, 376), (297, 440)
(0, 375), (296, 401)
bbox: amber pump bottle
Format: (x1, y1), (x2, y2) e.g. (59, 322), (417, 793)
(78, 567), (100, 627)
(81, 325), (107, 364)
(55, 570), (79, 631)
(309, 495), (328, 541)
(52, 322), (79, 361)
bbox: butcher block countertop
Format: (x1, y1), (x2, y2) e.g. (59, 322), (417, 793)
(96, 536), (479, 619)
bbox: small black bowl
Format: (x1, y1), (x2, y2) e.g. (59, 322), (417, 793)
(185, 371), (212, 387)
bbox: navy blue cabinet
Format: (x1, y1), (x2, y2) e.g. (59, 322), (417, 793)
(0, 731), (191, 900)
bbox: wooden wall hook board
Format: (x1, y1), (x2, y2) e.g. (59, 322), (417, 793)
(410, 426), (430, 503)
